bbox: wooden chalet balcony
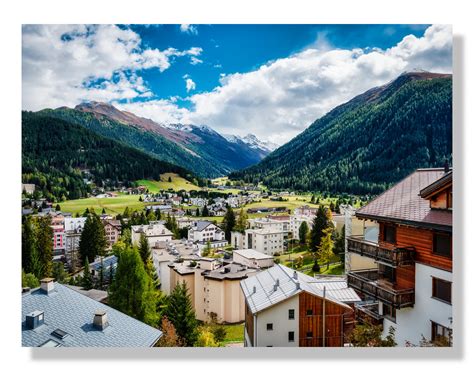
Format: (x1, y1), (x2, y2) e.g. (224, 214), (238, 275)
(347, 269), (415, 308)
(354, 302), (383, 326)
(347, 235), (415, 267)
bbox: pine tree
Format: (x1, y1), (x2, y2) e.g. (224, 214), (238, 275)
(109, 246), (159, 326)
(52, 261), (67, 283)
(222, 206), (236, 242)
(333, 225), (346, 264)
(165, 281), (198, 346)
(316, 228), (335, 271)
(139, 233), (151, 263)
(79, 213), (107, 264)
(55, 204), (61, 211)
(235, 208), (248, 233)
(101, 207), (106, 215)
(82, 256), (93, 290)
(310, 206), (333, 252)
(34, 216), (53, 278)
(22, 216), (36, 273)
(98, 257), (105, 290)
(298, 221), (309, 245)
(202, 204), (209, 217)
(108, 262), (114, 285)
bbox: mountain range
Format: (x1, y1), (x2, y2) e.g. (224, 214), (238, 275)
(229, 71), (453, 195)
(37, 102), (276, 178)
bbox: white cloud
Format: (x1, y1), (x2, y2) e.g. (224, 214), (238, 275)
(184, 77), (196, 92)
(180, 24), (198, 35)
(122, 24), (451, 145)
(22, 24), (203, 110)
(23, 25), (452, 146)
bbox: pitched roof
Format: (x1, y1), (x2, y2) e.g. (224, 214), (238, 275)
(240, 264), (358, 314)
(356, 168), (452, 231)
(192, 220), (216, 231)
(22, 283), (162, 347)
(89, 255), (118, 271)
(419, 170), (452, 199)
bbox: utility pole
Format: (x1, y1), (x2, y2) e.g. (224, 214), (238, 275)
(322, 285), (326, 347)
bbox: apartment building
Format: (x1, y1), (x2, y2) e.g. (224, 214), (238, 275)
(169, 258), (258, 323)
(346, 168), (453, 346)
(240, 264), (360, 347)
(131, 221), (173, 247)
(232, 249), (275, 269)
(102, 220), (121, 251)
(245, 228), (285, 255)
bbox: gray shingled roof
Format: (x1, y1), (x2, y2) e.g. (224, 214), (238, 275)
(356, 168), (452, 231)
(240, 264), (358, 314)
(22, 283), (162, 347)
(193, 220), (213, 231)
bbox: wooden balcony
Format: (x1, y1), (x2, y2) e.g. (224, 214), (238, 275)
(354, 302), (384, 326)
(347, 269), (415, 308)
(347, 235), (415, 267)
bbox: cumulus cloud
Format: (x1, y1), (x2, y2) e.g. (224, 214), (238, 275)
(180, 24), (198, 35)
(22, 24), (203, 110)
(124, 24), (451, 145)
(23, 24), (452, 145)
(183, 75), (196, 92)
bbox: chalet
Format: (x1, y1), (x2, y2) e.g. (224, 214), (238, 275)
(346, 168), (453, 346)
(241, 265), (359, 347)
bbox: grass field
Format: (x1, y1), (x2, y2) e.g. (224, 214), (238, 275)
(137, 173), (201, 192)
(221, 323), (244, 344)
(58, 194), (149, 215)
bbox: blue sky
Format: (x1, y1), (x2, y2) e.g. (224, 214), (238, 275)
(22, 24), (452, 144)
(124, 24), (430, 102)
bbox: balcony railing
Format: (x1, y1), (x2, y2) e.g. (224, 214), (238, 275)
(354, 302), (383, 326)
(347, 269), (415, 308)
(347, 235), (415, 267)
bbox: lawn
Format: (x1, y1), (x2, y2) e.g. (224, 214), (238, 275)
(137, 173), (201, 192)
(58, 194), (148, 215)
(221, 323), (244, 344)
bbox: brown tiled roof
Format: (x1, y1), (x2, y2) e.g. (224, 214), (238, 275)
(356, 168), (452, 231)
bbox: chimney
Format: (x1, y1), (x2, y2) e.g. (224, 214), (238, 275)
(40, 278), (55, 294)
(295, 282), (300, 290)
(293, 271), (298, 280)
(26, 310), (44, 330)
(93, 310), (109, 331)
(273, 278), (280, 292)
(444, 160), (450, 173)
(253, 286), (256, 294)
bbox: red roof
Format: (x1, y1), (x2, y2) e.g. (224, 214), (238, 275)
(356, 169), (452, 231)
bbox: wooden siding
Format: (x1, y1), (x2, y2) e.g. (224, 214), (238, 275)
(298, 292), (353, 347)
(379, 222), (452, 272)
(245, 301), (254, 346)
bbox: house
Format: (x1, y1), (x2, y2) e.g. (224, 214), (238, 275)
(169, 258), (258, 323)
(188, 221), (225, 244)
(176, 217), (194, 229)
(64, 217), (87, 270)
(294, 205), (319, 217)
(102, 220), (121, 250)
(22, 183), (36, 194)
(22, 278), (162, 347)
(240, 264), (359, 347)
(346, 168), (453, 346)
(131, 222), (173, 247)
(233, 249), (275, 269)
(245, 228), (285, 255)
(248, 216), (289, 234)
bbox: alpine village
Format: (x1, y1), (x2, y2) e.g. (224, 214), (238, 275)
(21, 71), (453, 348)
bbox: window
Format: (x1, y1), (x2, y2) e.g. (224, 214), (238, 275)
(382, 303), (396, 322)
(306, 331), (313, 338)
(288, 331), (295, 342)
(432, 277), (452, 304)
(431, 321), (452, 346)
(288, 309), (295, 320)
(306, 309), (313, 316)
(266, 323), (273, 331)
(433, 233), (452, 258)
(383, 225), (396, 244)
